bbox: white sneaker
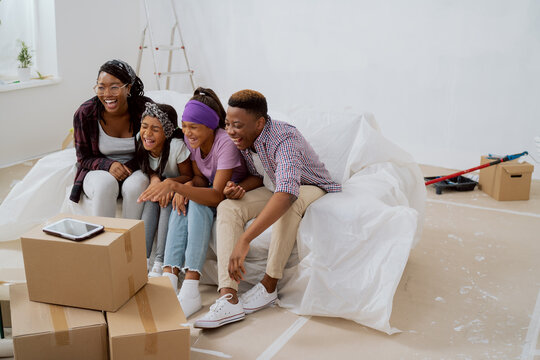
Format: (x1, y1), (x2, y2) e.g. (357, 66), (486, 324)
(240, 283), (277, 314)
(162, 272), (179, 293)
(148, 261), (163, 278)
(178, 291), (202, 319)
(147, 258), (151, 272)
(193, 294), (245, 329)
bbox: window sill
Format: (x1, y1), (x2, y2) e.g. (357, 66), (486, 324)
(0, 76), (62, 93)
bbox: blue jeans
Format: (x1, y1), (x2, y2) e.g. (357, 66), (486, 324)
(163, 200), (215, 274)
(142, 201), (172, 262)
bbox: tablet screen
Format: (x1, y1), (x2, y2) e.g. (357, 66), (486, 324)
(43, 218), (103, 239)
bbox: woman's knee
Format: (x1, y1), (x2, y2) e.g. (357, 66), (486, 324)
(84, 170), (119, 199)
(122, 170), (149, 198)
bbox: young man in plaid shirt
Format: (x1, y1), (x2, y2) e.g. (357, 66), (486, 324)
(195, 90), (341, 329)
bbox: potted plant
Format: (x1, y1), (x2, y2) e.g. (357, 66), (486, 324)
(17, 40), (33, 82)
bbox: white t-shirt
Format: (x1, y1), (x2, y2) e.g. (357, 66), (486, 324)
(250, 150), (275, 192)
(98, 121), (135, 164)
(149, 138), (190, 178)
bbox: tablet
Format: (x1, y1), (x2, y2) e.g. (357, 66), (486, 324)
(42, 218), (104, 241)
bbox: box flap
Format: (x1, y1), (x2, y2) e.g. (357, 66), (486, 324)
(502, 163), (534, 175)
(10, 283), (106, 338)
(107, 277), (188, 338)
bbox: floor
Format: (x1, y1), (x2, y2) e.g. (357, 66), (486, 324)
(0, 162), (539, 359)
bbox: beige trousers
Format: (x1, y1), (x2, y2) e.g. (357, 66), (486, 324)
(216, 185), (326, 291)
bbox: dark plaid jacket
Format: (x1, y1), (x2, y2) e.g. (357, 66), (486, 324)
(69, 96), (152, 203)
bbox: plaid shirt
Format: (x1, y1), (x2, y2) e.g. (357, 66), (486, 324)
(241, 117), (341, 197)
(69, 96), (151, 203)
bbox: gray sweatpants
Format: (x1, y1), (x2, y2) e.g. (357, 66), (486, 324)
(141, 201), (172, 262)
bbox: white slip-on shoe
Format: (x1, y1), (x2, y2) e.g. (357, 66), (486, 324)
(193, 294), (245, 329)
(148, 261), (163, 278)
(240, 282), (277, 314)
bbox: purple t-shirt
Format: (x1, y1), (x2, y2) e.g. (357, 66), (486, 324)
(184, 128), (247, 184)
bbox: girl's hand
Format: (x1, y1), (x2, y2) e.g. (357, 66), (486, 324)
(150, 174), (161, 185)
(223, 181), (246, 200)
(138, 179), (176, 203)
(172, 193), (187, 216)
(159, 191), (174, 208)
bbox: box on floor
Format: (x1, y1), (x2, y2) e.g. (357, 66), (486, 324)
(20, 213), (148, 312)
(10, 283), (108, 360)
(106, 276), (190, 360)
(479, 156), (534, 201)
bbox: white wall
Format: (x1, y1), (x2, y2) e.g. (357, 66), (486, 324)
(140, 0), (540, 179)
(0, 0), (141, 166)
(1, 0), (539, 180)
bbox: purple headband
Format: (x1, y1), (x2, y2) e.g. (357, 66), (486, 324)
(182, 100), (219, 130)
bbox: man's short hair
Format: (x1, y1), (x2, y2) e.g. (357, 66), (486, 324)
(228, 89), (268, 120)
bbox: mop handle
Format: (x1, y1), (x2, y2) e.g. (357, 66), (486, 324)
(424, 151), (528, 186)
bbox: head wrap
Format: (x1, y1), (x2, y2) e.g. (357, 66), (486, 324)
(142, 102), (176, 138)
(98, 59), (144, 97)
(182, 100), (219, 130)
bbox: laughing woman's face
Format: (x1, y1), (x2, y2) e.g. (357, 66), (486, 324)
(94, 72), (131, 115)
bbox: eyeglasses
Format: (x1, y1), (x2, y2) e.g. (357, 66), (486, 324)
(93, 83), (128, 96)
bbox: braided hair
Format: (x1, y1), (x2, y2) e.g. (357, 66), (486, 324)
(95, 59), (147, 131)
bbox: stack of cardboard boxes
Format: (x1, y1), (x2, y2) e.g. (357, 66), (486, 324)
(10, 214), (190, 360)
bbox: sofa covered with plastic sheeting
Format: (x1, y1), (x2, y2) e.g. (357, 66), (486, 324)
(200, 107), (426, 335)
(0, 90), (425, 334)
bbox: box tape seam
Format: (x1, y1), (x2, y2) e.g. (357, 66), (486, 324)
(105, 227), (136, 297)
(103, 227), (133, 263)
(49, 304), (70, 346)
(135, 287), (158, 355)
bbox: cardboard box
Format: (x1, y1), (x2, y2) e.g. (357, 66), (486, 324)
(10, 283), (108, 360)
(21, 213), (148, 311)
(479, 156), (534, 201)
(106, 276), (190, 360)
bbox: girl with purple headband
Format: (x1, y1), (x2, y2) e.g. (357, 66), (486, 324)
(138, 87), (247, 318)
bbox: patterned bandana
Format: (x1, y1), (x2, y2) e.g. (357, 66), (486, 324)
(142, 102), (176, 138)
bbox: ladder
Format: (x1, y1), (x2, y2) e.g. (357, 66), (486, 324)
(136, 0), (195, 91)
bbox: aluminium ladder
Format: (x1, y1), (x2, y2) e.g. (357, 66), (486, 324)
(136, 0), (195, 91)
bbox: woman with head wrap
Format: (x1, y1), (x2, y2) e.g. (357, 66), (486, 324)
(138, 87), (247, 318)
(69, 59), (153, 219)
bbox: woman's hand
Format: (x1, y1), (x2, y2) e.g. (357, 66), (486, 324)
(223, 181), (246, 200)
(228, 239), (250, 283)
(138, 178), (177, 203)
(172, 193), (188, 216)
(109, 162), (132, 181)
(159, 191), (175, 208)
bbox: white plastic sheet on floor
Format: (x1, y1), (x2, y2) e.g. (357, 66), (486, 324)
(0, 90), (425, 334)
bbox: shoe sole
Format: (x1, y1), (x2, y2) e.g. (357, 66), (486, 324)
(243, 298), (277, 314)
(194, 312), (246, 329)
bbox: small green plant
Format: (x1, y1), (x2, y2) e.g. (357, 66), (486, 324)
(17, 40), (33, 68)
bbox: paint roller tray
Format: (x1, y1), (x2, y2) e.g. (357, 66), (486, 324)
(424, 176), (478, 195)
